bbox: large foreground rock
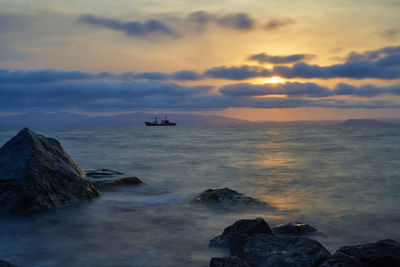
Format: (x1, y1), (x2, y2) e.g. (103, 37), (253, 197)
(0, 128), (100, 213)
(209, 218), (273, 248)
(85, 168), (143, 187)
(194, 188), (268, 209)
(337, 239), (400, 266)
(242, 234), (331, 267)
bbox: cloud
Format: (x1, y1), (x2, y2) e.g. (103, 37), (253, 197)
(220, 82), (400, 98)
(1, 69), (400, 112)
(346, 45), (400, 62)
(216, 13), (254, 30)
(132, 72), (170, 80)
(171, 70), (203, 81)
(0, 69), (113, 83)
(264, 18), (295, 30)
(220, 82), (331, 97)
(382, 29), (400, 39)
(78, 14), (176, 38)
(187, 11), (255, 31)
(274, 58), (400, 79)
(248, 53), (315, 64)
(204, 66), (270, 80)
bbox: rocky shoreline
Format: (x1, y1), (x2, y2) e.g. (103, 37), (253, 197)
(208, 217), (400, 266)
(0, 128), (399, 267)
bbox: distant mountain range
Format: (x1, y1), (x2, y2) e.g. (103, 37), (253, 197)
(0, 112), (399, 126)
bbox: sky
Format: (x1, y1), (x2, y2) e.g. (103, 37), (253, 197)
(0, 0), (400, 121)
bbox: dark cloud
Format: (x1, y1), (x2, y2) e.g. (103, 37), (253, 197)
(346, 45), (400, 62)
(216, 13), (254, 30)
(78, 14), (176, 37)
(248, 53), (315, 64)
(220, 82), (400, 98)
(172, 70), (203, 81)
(264, 18), (295, 30)
(1, 73), (399, 111)
(0, 69), (113, 83)
(204, 66), (270, 80)
(274, 58), (400, 79)
(187, 11), (255, 31)
(133, 72), (170, 80)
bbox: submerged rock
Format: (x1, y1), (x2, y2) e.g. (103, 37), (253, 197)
(0, 260), (17, 267)
(242, 234), (331, 267)
(319, 252), (362, 267)
(194, 188), (268, 209)
(210, 256), (250, 267)
(0, 128), (100, 213)
(273, 222), (317, 236)
(338, 239), (400, 266)
(85, 168), (143, 187)
(209, 218), (273, 248)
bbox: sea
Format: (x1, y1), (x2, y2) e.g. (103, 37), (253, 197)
(0, 126), (399, 267)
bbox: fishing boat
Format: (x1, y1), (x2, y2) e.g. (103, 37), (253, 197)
(145, 115), (176, 126)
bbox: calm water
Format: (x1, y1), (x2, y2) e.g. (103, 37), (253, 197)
(0, 126), (400, 266)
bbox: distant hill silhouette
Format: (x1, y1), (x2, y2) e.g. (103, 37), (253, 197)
(1, 112), (399, 127)
(338, 119), (398, 126)
(0, 112), (252, 126)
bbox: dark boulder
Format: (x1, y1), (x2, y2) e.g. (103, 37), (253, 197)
(194, 188), (268, 209)
(243, 234), (331, 267)
(210, 256), (250, 267)
(0, 128), (100, 213)
(0, 260), (17, 267)
(273, 222), (317, 236)
(338, 239), (400, 267)
(85, 168), (143, 187)
(229, 233), (250, 258)
(319, 252), (362, 267)
(209, 218), (273, 248)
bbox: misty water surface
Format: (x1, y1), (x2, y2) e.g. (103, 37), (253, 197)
(0, 126), (399, 266)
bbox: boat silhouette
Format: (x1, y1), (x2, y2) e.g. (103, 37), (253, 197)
(145, 115), (176, 126)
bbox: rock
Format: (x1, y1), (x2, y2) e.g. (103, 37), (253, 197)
(210, 256), (250, 267)
(209, 218), (273, 248)
(194, 188), (268, 209)
(85, 168), (143, 187)
(243, 234), (331, 267)
(0, 260), (17, 267)
(0, 128), (100, 213)
(338, 239), (400, 267)
(229, 233), (250, 258)
(319, 252), (362, 267)
(273, 222), (317, 236)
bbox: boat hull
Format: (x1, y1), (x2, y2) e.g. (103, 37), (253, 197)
(145, 122), (176, 126)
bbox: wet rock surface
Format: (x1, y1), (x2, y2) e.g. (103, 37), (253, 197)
(194, 188), (268, 209)
(241, 234), (331, 267)
(209, 218), (274, 248)
(319, 252), (362, 267)
(210, 256), (250, 267)
(338, 239), (400, 266)
(273, 222), (317, 236)
(0, 128), (100, 214)
(85, 168), (143, 187)
(0, 260), (17, 267)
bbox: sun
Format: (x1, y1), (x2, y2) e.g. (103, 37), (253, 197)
(265, 76), (284, 84)
(254, 76), (284, 84)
